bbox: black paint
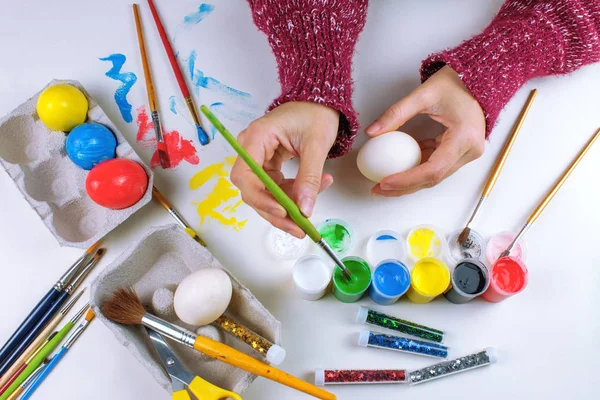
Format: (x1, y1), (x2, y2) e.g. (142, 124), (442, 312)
(453, 262), (486, 295)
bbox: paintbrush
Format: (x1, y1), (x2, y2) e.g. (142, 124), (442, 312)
(4, 361), (48, 400)
(457, 89), (537, 246)
(0, 242), (98, 368)
(103, 288), (336, 400)
(0, 304), (90, 400)
(146, 0), (210, 146)
(200, 105), (352, 280)
(0, 248), (104, 377)
(152, 186), (207, 246)
(499, 128), (600, 259)
(133, 3), (171, 169)
(0, 289), (85, 391)
(18, 310), (96, 400)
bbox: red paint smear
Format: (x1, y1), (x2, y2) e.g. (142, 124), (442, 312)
(492, 257), (526, 293)
(136, 106), (200, 170)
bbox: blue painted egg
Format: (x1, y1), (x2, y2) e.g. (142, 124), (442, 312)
(66, 123), (117, 170)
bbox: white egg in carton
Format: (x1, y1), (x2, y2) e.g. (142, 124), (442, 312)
(0, 79), (153, 248)
(90, 224), (282, 394)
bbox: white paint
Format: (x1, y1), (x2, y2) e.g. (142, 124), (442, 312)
(292, 255), (332, 301)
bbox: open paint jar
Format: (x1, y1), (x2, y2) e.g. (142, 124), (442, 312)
(486, 231), (528, 265)
(267, 226), (309, 260)
(444, 259), (490, 304)
(406, 225), (447, 262)
(406, 257), (450, 304)
(365, 230), (407, 266)
(318, 218), (353, 257)
(332, 256), (372, 303)
(292, 255), (332, 301)
(482, 256), (528, 302)
(446, 229), (486, 264)
(368, 260), (410, 305)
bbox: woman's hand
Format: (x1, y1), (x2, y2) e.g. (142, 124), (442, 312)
(231, 102), (339, 238)
(365, 65), (486, 196)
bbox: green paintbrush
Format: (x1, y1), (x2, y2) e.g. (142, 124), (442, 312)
(200, 105), (351, 280)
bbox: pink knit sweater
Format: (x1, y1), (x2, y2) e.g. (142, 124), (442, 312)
(248, 0), (600, 156)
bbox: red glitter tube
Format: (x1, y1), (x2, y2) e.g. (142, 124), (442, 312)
(315, 369), (407, 386)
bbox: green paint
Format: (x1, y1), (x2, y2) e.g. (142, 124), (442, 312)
(333, 257), (372, 303)
(319, 220), (351, 254)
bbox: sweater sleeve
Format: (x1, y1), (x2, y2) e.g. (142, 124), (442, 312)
(421, 0), (600, 136)
(247, 0), (368, 157)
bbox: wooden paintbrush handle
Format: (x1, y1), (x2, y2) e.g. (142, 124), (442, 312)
(133, 4), (158, 111)
(193, 337), (336, 400)
(482, 89), (537, 197)
(528, 128), (600, 224)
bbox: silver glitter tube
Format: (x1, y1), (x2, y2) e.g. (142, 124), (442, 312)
(408, 347), (497, 385)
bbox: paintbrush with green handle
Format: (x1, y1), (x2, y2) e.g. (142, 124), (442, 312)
(200, 105), (351, 280)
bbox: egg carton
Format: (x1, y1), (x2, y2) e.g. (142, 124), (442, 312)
(0, 79), (153, 248)
(90, 224), (282, 394)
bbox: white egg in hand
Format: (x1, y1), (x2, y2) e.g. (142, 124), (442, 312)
(357, 131), (422, 183)
(174, 268), (233, 325)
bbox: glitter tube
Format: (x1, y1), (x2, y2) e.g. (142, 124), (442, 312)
(358, 329), (449, 358)
(408, 347), (497, 385)
(212, 315), (286, 365)
(315, 369), (406, 386)
(357, 306), (445, 343)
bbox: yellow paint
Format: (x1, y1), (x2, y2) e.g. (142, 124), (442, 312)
(184, 227), (198, 237)
(408, 228), (441, 259)
(189, 162), (229, 190)
(225, 155), (237, 165)
(406, 257), (450, 304)
(228, 200), (244, 213)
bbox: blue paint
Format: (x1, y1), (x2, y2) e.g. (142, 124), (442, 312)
(66, 123), (117, 170)
(197, 125), (210, 145)
(183, 4), (215, 26)
(99, 54), (137, 123)
(169, 96), (178, 115)
(368, 260), (410, 305)
(377, 234), (397, 241)
(210, 101), (259, 121)
(366, 330), (449, 358)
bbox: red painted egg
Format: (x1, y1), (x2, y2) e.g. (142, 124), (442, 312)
(86, 159), (148, 210)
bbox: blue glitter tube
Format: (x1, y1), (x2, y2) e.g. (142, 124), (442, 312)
(358, 329), (449, 358)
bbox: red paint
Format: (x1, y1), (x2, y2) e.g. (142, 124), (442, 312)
(86, 159), (148, 209)
(492, 257), (526, 293)
(136, 106), (200, 170)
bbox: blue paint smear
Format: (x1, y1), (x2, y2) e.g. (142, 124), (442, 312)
(210, 102), (259, 122)
(169, 96), (178, 115)
(377, 235), (397, 241)
(99, 54), (137, 123)
(183, 4), (215, 26)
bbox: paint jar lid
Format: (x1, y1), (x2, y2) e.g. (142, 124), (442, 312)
(446, 229), (486, 264)
(266, 226), (309, 260)
(356, 306), (369, 324)
(314, 368), (325, 386)
(266, 344), (287, 365)
(486, 231), (528, 265)
(317, 218), (354, 257)
(358, 328), (370, 347)
(406, 224), (447, 262)
(485, 347), (498, 363)
(366, 230), (407, 266)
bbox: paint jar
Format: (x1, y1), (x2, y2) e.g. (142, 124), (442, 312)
(365, 230), (406, 266)
(292, 255), (332, 301)
(368, 260), (410, 305)
(446, 229), (486, 264)
(317, 218), (353, 257)
(482, 256), (528, 303)
(486, 231), (528, 265)
(314, 368), (406, 386)
(267, 226), (309, 260)
(332, 256), (372, 303)
(406, 225), (447, 262)
(444, 259), (490, 304)
(406, 257), (450, 304)
(357, 306), (445, 343)
(358, 329), (449, 358)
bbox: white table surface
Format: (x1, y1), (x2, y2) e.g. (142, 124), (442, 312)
(1, 1), (599, 399)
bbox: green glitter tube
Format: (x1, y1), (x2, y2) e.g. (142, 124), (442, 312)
(357, 306), (445, 343)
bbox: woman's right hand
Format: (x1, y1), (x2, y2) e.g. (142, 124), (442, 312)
(231, 101), (340, 238)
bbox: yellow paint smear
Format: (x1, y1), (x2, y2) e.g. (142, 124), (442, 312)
(193, 177), (247, 231)
(408, 228), (441, 259)
(189, 162), (229, 190)
(411, 259), (450, 296)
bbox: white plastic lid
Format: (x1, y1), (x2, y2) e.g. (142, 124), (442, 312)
(356, 306), (368, 324)
(358, 329), (370, 347)
(366, 230), (406, 266)
(485, 347), (498, 364)
(266, 345), (286, 365)
(314, 368), (325, 386)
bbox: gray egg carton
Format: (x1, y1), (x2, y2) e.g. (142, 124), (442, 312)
(0, 79), (153, 248)
(90, 224), (282, 394)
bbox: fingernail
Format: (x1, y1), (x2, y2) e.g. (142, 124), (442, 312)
(365, 123), (380, 135)
(380, 183), (391, 190)
(299, 197), (314, 217)
(271, 207), (287, 219)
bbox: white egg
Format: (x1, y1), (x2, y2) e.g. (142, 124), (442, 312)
(174, 268), (233, 325)
(357, 131), (421, 183)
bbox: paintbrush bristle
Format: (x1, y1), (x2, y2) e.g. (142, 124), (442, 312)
(197, 125), (210, 146)
(85, 309), (96, 322)
(342, 269), (352, 280)
(102, 287), (146, 326)
(157, 143), (171, 169)
(86, 241), (100, 254)
(457, 227), (471, 246)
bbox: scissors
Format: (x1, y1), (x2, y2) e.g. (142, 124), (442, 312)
(147, 328), (242, 400)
